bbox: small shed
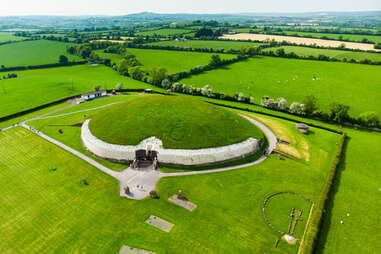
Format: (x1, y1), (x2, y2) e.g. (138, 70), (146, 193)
(296, 123), (309, 134)
(81, 90), (107, 101)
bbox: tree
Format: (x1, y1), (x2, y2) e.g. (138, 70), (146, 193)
(94, 85), (101, 91)
(59, 55), (68, 64)
(329, 103), (350, 123)
(118, 59), (130, 76)
(209, 55), (222, 67)
(277, 98), (288, 110)
(130, 66), (144, 80)
(289, 102), (306, 115)
(116, 82), (124, 90)
(303, 95), (318, 115)
(161, 79), (171, 89)
(358, 111), (380, 127)
(276, 48), (286, 57)
(149, 67), (167, 86)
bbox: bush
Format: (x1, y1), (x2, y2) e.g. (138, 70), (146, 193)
(358, 111), (380, 127)
(149, 190), (158, 199)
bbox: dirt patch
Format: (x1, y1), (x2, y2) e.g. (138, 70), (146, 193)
(277, 143), (301, 159)
(221, 33), (381, 51)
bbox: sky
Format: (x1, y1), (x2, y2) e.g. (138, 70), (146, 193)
(1, 0), (380, 16)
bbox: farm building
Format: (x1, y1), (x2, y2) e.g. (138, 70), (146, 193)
(81, 90), (107, 101)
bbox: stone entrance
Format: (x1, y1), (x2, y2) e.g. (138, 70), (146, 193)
(132, 149), (158, 170)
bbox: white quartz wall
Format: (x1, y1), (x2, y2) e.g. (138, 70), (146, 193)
(81, 119), (261, 166)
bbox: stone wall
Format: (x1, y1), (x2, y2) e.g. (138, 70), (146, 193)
(81, 119), (261, 167)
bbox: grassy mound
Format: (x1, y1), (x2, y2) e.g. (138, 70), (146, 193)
(89, 96), (263, 149)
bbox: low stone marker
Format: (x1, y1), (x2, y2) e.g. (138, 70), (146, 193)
(119, 245), (155, 254)
(145, 215), (174, 232)
(168, 195), (197, 211)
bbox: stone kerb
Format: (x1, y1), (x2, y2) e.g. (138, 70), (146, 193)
(81, 119), (261, 166)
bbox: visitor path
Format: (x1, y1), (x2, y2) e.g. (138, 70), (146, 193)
(3, 100), (277, 200)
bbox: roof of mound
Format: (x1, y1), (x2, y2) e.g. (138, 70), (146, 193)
(89, 95), (264, 149)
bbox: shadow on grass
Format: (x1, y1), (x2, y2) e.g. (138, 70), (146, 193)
(314, 136), (350, 254)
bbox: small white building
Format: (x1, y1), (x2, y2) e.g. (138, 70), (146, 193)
(81, 90), (107, 101)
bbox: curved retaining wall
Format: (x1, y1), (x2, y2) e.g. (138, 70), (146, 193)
(81, 119), (261, 166)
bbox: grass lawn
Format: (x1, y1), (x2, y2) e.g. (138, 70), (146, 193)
(180, 56), (381, 116)
(0, 104), (339, 253)
(98, 48), (236, 74)
(89, 95), (264, 148)
(316, 128), (381, 253)
(145, 40), (263, 51)
(0, 40), (82, 67)
(0, 64), (154, 118)
(264, 46), (381, 62)
(0, 32), (24, 42)
(135, 29), (192, 36)
(195, 95), (381, 253)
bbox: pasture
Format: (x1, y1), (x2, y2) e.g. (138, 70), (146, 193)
(264, 46), (381, 62)
(0, 32), (24, 42)
(180, 56), (381, 116)
(316, 129), (381, 253)
(97, 48), (236, 74)
(0, 64), (153, 118)
(0, 96), (340, 253)
(135, 29), (192, 36)
(0, 40), (82, 67)
(145, 39), (263, 50)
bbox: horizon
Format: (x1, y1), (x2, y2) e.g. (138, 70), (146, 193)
(1, 0), (380, 17)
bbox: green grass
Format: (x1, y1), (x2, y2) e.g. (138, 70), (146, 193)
(264, 46), (381, 62)
(180, 56), (381, 116)
(135, 29), (192, 36)
(89, 95), (264, 148)
(145, 40), (263, 51)
(0, 64), (154, 118)
(0, 40), (82, 67)
(316, 128), (381, 253)
(281, 31), (381, 44)
(0, 32), (24, 42)
(0, 105), (339, 253)
(96, 48), (236, 74)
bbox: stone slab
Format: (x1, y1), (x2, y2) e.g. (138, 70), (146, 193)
(168, 195), (197, 211)
(119, 245), (155, 254)
(145, 215), (174, 232)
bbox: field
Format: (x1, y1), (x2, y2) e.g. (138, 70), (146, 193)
(180, 56), (381, 116)
(0, 40), (82, 67)
(0, 32), (24, 42)
(96, 48), (236, 74)
(89, 95), (263, 148)
(0, 64), (153, 118)
(135, 29), (192, 36)
(281, 30), (381, 44)
(264, 46), (381, 62)
(316, 128), (381, 253)
(221, 33), (381, 51)
(0, 96), (340, 253)
(145, 39), (263, 50)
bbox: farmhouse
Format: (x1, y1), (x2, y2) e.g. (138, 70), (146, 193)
(81, 90), (107, 101)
